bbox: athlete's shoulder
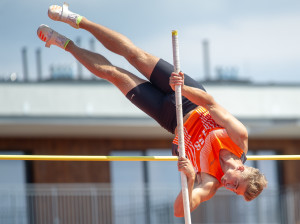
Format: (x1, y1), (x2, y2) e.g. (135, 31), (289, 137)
(197, 172), (221, 188)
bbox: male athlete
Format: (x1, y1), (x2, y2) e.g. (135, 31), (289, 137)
(37, 3), (267, 217)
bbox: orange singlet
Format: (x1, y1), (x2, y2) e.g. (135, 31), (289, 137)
(172, 107), (246, 183)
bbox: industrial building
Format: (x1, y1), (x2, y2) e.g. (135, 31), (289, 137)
(0, 79), (299, 223)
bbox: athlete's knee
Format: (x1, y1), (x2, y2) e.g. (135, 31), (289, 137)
(126, 49), (158, 77)
(94, 64), (117, 79)
(126, 48), (150, 66)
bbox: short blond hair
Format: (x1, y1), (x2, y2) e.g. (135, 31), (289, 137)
(243, 166), (268, 201)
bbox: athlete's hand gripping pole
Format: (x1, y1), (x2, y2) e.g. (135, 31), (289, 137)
(172, 30), (192, 224)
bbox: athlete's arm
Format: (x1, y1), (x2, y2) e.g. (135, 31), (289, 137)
(174, 158), (218, 217)
(170, 72), (248, 152)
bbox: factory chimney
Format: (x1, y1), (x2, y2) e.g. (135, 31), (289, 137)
(21, 47), (29, 82)
(36, 48), (42, 81)
(76, 37), (83, 80)
(202, 39), (211, 81)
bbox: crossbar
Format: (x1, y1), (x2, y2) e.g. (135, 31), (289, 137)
(0, 155), (299, 161)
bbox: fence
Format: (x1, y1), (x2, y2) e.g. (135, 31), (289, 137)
(0, 183), (298, 224)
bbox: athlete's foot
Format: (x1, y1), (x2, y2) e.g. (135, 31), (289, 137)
(37, 24), (70, 49)
(48, 3), (82, 29)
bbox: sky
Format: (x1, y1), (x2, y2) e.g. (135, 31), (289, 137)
(1, 0), (300, 83)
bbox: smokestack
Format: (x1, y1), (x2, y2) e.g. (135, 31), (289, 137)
(36, 48), (42, 81)
(76, 37), (83, 80)
(89, 38), (97, 79)
(21, 47), (29, 82)
(202, 39), (211, 81)
(89, 38), (95, 52)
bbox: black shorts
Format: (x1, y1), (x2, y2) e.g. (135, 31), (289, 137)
(125, 59), (206, 134)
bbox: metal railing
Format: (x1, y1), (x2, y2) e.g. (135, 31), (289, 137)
(0, 183), (298, 224)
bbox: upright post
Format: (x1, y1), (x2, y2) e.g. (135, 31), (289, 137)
(172, 30), (192, 224)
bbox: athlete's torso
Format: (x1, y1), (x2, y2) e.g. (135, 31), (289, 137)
(173, 106), (246, 183)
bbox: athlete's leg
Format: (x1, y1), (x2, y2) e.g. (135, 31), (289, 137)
(37, 24), (179, 133)
(66, 39), (177, 133)
(77, 18), (206, 96)
(37, 24), (145, 95)
(79, 18), (159, 80)
(48, 4), (159, 80)
(65, 41), (146, 95)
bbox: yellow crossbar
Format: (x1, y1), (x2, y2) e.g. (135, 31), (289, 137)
(0, 155), (178, 161)
(0, 155), (299, 161)
(247, 155), (300, 161)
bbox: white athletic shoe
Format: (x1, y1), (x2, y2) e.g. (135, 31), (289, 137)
(37, 24), (70, 49)
(48, 3), (82, 29)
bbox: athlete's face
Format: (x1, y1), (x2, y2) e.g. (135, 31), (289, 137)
(221, 166), (247, 196)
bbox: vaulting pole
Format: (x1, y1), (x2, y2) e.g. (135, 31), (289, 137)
(172, 30), (192, 224)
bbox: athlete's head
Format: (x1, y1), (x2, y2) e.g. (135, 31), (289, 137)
(242, 166), (268, 201)
(221, 165), (267, 201)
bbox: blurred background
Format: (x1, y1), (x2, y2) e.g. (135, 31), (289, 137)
(0, 0), (300, 223)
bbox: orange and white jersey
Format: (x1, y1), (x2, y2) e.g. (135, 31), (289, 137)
(173, 107), (246, 183)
